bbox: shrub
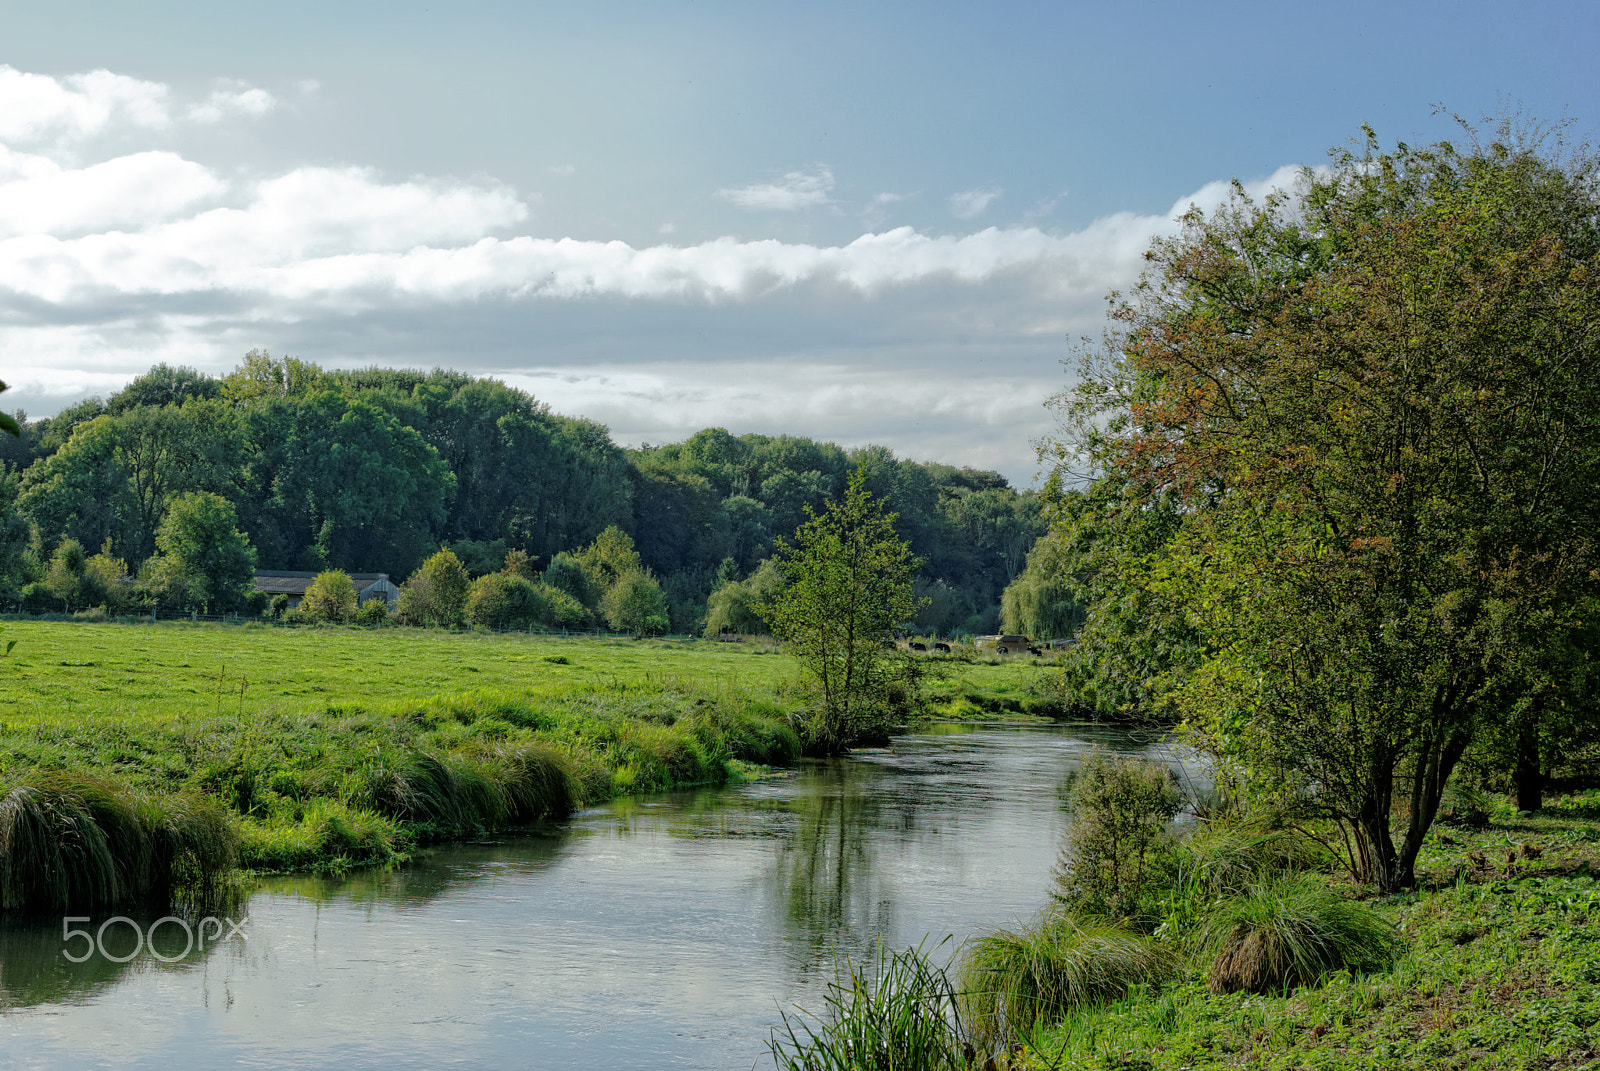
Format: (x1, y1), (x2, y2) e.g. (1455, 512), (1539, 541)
(397, 548), (470, 627)
(1197, 875), (1399, 994)
(957, 910), (1174, 1047)
(770, 941), (974, 1071)
(601, 571), (670, 636)
(1053, 751), (1181, 924)
(300, 570), (359, 623)
(356, 599), (391, 626)
(537, 583), (590, 628)
(466, 572), (546, 630)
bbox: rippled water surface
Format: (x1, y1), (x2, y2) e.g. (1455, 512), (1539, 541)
(1, 724), (1189, 1070)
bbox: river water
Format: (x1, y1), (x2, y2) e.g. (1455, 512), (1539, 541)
(0, 724), (1188, 1070)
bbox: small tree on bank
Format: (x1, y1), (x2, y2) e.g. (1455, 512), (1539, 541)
(760, 468), (925, 754)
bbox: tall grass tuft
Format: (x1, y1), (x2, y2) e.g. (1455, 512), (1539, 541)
(475, 741), (580, 820)
(769, 940), (975, 1071)
(1197, 875), (1398, 994)
(0, 772), (238, 913)
(957, 910), (1175, 1048)
(1179, 822), (1325, 897)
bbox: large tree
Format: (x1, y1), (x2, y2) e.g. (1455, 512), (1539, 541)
(1053, 121), (1600, 891)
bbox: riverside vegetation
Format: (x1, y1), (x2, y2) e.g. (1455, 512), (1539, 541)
(0, 617), (1063, 911)
(771, 753), (1600, 1070)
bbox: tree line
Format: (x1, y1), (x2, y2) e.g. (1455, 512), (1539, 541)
(0, 354), (1050, 636)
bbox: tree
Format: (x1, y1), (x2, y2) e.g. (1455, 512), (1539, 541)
(759, 468), (925, 753)
(600, 572), (670, 636)
(1050, 120), (1600, 891)
(1000, 534), (1085, 643)
(466, 572), (548, 630)
(703, 559), (785, 636)
(300, 570), (359, 623)
(397, 548), (471, 627)
(146, 492), (258, 613)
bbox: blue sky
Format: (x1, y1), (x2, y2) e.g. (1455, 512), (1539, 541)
(2, 0), (1595, 483)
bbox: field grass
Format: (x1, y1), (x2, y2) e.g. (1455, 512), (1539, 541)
(0, 618), (1063, 890)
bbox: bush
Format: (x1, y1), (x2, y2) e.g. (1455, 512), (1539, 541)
(466, 572), (546, 630)
(1053, 751), (1181, 924)
(537, 583), (590, 628)
(300, 570), (358, 623)
(1197, 875), (1399, 994)
(601, 572), (670, 636)
(957, 910), (1174, 1048)
(397, 548), (470, 627)
(356, 599), (391, 626)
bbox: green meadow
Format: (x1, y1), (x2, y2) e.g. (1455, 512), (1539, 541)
(0, 618), (1063, 896)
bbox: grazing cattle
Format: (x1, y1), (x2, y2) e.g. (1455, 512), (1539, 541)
(933, 642), (951, 653)
(1028, 646), (1042, 655)
(909, 642), (927, 652)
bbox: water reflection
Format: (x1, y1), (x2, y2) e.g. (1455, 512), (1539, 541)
(0, 725), (1196, 1071)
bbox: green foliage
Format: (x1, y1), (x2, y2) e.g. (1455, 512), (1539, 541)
(1197, 876), (1398, 994)
(542, 552), (597, 611)
(1053, 752), (1182, 924)
(145, 491), (258, 613)
(301, 570), (359, 623)
(466, 572), (547, 630)
(704, 558), (785, 636)
(600, 572), (670, 636)
(1046, 120), (1600, 890)
(769, 941), (977, 1071)
(958, 911), (1175, 1047)
(398, 548), (471, 627)
(999, 533), (1084, 643)
(761, 468), (926, 753)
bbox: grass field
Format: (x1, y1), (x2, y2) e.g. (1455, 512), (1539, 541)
(0, 618), (1064, 889)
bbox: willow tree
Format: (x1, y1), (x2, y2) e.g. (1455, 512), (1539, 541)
(1052, 120), (1600, 891)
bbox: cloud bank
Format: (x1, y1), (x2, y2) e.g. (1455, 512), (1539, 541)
(0, 64), (1307, 483)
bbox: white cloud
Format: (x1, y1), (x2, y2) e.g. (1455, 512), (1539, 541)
(0, 63), (1316, 482)
(546, 164), (576, 176)
(188, 80), (276, 123)
(0, 65), (170, 144)
(0, 65), (277, 149)
(0, 147), (224, 237)
(948, 186), (1002, 220)
(717, 166), (834, 211)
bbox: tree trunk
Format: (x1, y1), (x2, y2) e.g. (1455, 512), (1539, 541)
(1513, 716), (1543, 813)
(1393, 726), (1471, 890)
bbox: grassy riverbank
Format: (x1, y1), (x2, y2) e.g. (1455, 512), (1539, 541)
(0, 618), (1063, 899)
(1011, 795), (1600, 1070)
(776, 789), (1600, 1071)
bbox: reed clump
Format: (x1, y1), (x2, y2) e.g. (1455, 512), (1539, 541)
(770, 941), (978, 1071)
(0, 771), (237, 913)
(1197, 875), (1398, 994)
(957, 911), (1175, 1048)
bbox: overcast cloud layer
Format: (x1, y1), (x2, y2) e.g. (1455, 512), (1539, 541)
(0, 63), (1309, 483)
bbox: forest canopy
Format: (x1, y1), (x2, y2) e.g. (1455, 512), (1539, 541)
(1, 355), (1047, 636)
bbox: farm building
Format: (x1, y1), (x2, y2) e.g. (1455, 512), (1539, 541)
(252, 571), (399, 609)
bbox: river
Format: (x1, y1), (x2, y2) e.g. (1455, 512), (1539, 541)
(0, 723), (1190, 1070)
